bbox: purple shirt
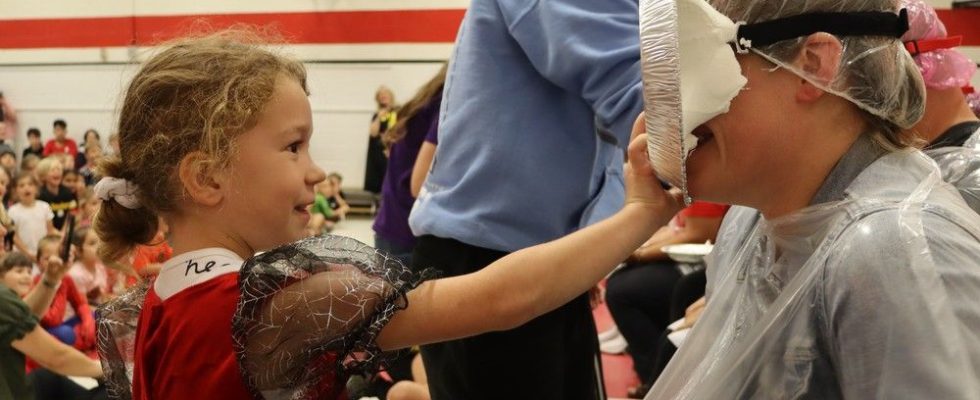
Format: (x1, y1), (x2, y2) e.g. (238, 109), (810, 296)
(372, 93), (441, 249)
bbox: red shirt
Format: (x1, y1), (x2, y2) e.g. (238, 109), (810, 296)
(128, 242), (173, 287)
(132, 274), (252, 400)
(131, 248), (253, 399)
(671, 201), (730, 229)
(43, 138), (79, 157)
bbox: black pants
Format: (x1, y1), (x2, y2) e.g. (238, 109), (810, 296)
(412, 235), (606, 400)
(29, 368), (106, 400)
(605, 261), (682, 384)
(650, 269), (707, 384)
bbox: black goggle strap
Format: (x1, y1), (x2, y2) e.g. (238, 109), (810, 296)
(732, 9), (910, 54)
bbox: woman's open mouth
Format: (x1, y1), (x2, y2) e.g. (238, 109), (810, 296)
(692, 124), (715, 145)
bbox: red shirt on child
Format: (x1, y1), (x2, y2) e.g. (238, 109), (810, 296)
(42, 138), (79, 157)
(131, 249), (252, 400)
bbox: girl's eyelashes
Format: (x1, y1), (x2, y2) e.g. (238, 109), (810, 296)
(287, 141), (302, 153)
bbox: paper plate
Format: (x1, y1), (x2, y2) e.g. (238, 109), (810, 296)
(662, 243), (714, 264)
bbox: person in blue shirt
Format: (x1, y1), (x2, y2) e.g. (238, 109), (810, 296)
(408, 0), (643, 398)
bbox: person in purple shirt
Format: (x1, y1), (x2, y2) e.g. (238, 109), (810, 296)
(372, 65), (446, 266)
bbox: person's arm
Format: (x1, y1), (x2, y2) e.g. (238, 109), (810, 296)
(411, 141), (437, 198)
(22, 255), (71, 317)
(369, 111), (387, 138)
(333, 195), (350, 219)
(12, 233), (36, 264)
(11, 325), (102, 378)
(630, 215), (725, 262)
(376, 123), (680, 350)
(500, 0), (643, 144)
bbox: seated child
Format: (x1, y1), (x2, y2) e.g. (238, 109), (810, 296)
(35, 158), (77, 231)
(8, 173), (57, 264)
(67, 226), (112, 304)
(33, 235), (95, 352)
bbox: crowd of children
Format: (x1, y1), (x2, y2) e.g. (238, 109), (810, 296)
(0, 117), (173, 399)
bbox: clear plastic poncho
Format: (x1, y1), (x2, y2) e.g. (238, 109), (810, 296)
(925, 125), (980, 214)
(646, 136), (980, 399)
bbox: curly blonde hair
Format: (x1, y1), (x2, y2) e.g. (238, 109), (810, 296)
(95, 30), (307, 261)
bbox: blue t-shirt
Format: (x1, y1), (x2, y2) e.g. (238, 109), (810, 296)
(409, 0), (644, 252)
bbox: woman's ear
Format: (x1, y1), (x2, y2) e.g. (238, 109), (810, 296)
(177, 151), (223, 207)
(795, 32), (844, 102)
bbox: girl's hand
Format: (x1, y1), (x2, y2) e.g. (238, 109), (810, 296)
(44, 255), (70, 281)
(624, 113), (683, 214)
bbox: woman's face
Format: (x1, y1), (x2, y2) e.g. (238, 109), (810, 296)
(376, 88), (394, 108)
(686, 54), (801, 207)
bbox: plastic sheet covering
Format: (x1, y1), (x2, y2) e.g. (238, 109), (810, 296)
(710, 0), (924, 130)
(97, 280), (151, 400)
(232, 235), (432, 400)
(925, 126), (980, 213)
(640, 0), (745, 199)
(646, 149), (980, 399)
(900, 0), (977, 90)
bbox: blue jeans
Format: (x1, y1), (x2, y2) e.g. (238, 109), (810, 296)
(47, 315), (82, 346)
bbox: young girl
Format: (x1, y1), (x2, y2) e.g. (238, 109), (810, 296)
(95, 32), (678, 399)
(645, 0), (980, 398)
(35, 157), (77, 231)
(76, 187), (99, 227)
(8, 173), (56, 262)
(67, 226), (112, 304)
(62, 169), (86, 198)
(373, 64), (446, 267)
(33, 235), (96, 353)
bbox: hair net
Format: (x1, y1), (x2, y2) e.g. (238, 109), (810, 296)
(900, 0), (977, 90)
(711, 0), (925, 130)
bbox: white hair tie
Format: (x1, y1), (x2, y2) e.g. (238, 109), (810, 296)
(94, 177), (142, 209)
